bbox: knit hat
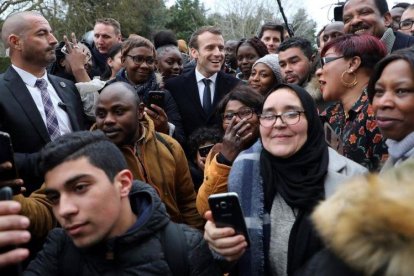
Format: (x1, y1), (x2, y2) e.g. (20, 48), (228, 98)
(253, 54), (283, 84)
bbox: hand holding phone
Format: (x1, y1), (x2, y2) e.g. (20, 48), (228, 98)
(208, 192), (250, 246)
(147, 91), (165, 113)
(198, 144), (214, 158)
(0, 132), (22, 194)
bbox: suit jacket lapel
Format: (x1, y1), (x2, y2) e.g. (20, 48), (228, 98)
(4, 67), (50, 142)
(48, 75), (80, 130)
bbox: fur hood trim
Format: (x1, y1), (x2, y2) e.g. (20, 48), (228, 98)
(312, 160), (414, 276)
(304, 75), (322, 101)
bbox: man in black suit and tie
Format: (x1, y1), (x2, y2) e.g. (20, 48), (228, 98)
(0, 11), (87, 194)
(165, 26), (240, 142)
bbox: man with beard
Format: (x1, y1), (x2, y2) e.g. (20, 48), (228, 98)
(278, 37), (315, 87)
(343, 0), (414, 53)
(0, 11), (87, 194)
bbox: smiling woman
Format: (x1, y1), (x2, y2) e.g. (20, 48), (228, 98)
(112, 36), (185, 144)
(367, 48), (414, 171)
(203, 83), (367, 276)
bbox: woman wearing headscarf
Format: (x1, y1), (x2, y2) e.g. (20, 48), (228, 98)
(248, 54), (283, 96)
(204, 84), (366, 276)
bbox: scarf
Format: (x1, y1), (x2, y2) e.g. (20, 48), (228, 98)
(386, 131), (414, 162)
(260, 83), (329, 274)
(115, 68), (160, 104)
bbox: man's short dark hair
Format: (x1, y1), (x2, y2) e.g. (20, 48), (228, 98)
(95, 18), (121, 35)
(188, 26), (222, 50)
(39, 131), (127, 182)
(345, 0), (389, 16)
(258, 22), (285, 41)
(392, 2), (410, 10)
(278, 37), (314, 60)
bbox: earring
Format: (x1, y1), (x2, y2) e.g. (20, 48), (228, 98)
(341, 70), (358, 88)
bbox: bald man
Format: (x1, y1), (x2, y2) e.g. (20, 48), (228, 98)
(0, 11), (87, 194)
(319, 22), (345, 51)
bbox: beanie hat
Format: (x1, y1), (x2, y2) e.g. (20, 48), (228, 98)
(253, 54), (283, 84)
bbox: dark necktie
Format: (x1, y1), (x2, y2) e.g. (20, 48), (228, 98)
(35, 79), (61, 140)
(202, 78), (212, 114)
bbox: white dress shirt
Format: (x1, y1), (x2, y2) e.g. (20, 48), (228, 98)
(12, 65), (73, 135)
(195, 69), (218, 108)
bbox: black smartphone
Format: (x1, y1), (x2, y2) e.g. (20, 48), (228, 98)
(148, 91), (165, 112)
(208, 192), (250, 246)
(0, 186), (12, 200)
(0, 131), (18, 182)
(198, 144), (214, 158)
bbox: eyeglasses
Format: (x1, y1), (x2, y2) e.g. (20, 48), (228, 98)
(259, 110), (305, 127)
(222, 108), (255, 121)
(320, 56), (344, 68)
(126, 55), (155, 65)
(400, 19), (414, 30)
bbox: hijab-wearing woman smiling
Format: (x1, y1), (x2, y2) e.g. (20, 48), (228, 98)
(317, 34), (388, 171)
(204, 84), (366, 276)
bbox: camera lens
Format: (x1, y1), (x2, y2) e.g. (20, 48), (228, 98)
(220, 201), (227, 209)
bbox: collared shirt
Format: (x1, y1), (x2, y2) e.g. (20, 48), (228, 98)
(12, 65), (72, 135)
(195, 69), (218, 107)
(320, 89), (388, 171)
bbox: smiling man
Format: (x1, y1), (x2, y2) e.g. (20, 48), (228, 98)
(343, 0), (414, 53)
(24, 131), (221, 275)
(94, 81), (204, 230)
(165, 26), (240, 141)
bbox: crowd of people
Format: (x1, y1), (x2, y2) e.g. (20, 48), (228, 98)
(1, 0), (414, 274)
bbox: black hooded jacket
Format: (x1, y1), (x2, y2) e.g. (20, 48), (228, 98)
(24, 180), (221, 275)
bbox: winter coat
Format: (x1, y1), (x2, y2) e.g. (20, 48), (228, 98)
(24, 180), (221, 276)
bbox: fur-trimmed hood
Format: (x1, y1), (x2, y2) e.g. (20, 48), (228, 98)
(312, 160), (414, 276)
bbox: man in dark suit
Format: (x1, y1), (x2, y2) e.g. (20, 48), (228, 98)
(165, 26), (240, 141)
(0, 11), (87, 194)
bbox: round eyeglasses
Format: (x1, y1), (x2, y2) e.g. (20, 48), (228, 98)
(222, 108), (255, 122)
(259, 110), (305, 127)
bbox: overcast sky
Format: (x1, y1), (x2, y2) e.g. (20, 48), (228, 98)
(196, 0), (414, 31)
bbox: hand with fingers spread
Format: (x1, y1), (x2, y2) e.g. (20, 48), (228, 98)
(62, 33), (92, 82)
(203, 211), (247, 262)
(221, 117), (253, 163)
(0, 201), (30, 267)
(0, 162), (25, 195)
(144, 104), (169, 134)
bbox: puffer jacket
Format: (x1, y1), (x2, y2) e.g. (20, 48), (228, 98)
(24, 180), (221, 276)
(120, 115), (204, 230)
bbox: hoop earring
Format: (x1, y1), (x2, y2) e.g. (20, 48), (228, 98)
(341, 70), (358, 88)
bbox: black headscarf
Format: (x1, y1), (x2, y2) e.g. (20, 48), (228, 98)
(260, 83), (329, 211)
(259, 83), (329, 274)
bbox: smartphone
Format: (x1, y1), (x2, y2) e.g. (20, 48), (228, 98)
(0, 186), (12, 200)
(324, 123), (343, 154)
(208, 192), (250, 246)
(198, 144), (214, 158)
(147, 91), (165, 113)
(0, 131), (18, 182)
